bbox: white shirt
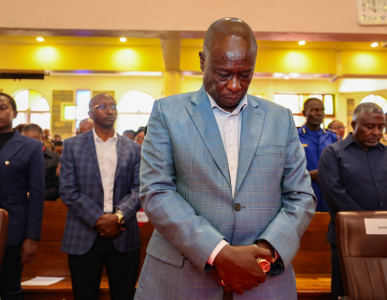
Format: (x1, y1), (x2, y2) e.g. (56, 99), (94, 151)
(206, 92), (248, 265)
(207, 92), (248, 197)
(93, 128), (117, 213)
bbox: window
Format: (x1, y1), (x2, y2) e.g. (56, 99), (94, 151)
(63, 90), (91, 129)
(360, 95), (387, 113)
(116, 91), (155, 134)
(273, 94), (335, 127)
(12, 89), (51, 129)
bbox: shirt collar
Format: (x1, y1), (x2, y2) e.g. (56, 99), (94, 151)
(343, 133), (385, 150)
(93, 128), (117, 143)
(206, 92), (248, 115)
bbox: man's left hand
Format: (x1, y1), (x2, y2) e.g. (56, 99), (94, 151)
(21, 239), (37, 264)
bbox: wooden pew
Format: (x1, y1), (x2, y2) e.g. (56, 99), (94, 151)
(23, 200), (332, 300)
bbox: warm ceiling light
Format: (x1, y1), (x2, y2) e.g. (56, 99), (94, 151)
(298, 40), (306, 46)
(119, 37), (127, 42)
(371, 42), (379, 47)
(36, 37), (44, 42)
(284, 76), (290, 80)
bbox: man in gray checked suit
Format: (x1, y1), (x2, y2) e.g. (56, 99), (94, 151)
(136, 18), (316, 300)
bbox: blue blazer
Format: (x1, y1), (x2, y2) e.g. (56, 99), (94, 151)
(59, 130), (141, 255)
(136, 87), (316, 300)
(0, 130), (45, 247)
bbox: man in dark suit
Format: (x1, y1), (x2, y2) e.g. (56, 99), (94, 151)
(22, 124), (60, 201)
(59, 93), (141, 300)
(0, 93), (45, 300)
(319, 102), (387, 299)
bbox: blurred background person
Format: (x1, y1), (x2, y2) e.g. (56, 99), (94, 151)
(15, 123), (26, 133)
(54, 141), (63, 156)
(327, 120), (346, 139)
(44, 140), (55, 152)
(43, 129), (51, 141)
(134, 127), (145, 147)
(123, 129), (135, 141)
(53, 134), (62, 143)
(380, 112), (387, 146)
(22, 124), (60, 201)
(0, 93), (45, 300)
(298, 98), (341, 212)
(76, 118), (94, 135)
(319, 102), (387, 300)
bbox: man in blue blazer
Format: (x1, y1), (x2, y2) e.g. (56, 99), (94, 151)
(60, 94), (141, 300)
(0, 93), (45, 300)
(136, 18), (316, 300)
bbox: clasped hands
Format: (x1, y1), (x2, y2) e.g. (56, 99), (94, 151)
(94, 214), (124, 238)
(210, 242), (275, 295)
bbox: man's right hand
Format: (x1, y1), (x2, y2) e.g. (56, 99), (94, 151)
(212, 245), (274, 294)
(309, 169), (318, 182)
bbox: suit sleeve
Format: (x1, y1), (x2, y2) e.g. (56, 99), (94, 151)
(318, 146), (363, 212)
(115, 144), (142, 222)
(140, 100), (224, 274)
(59, 140), (105, 228)
(26, 142), (45, 240)
(257, 109), (316, 274)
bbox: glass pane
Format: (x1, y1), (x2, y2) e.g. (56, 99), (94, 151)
(274, 94), (300, 114)
(324, 118), (333, 128)
(116, 113), (151, 135)
(12, 112), (28, 127)
(375, 95), (387, 108)
(31, 97), (50, 111)
(31, 113), (51, 129)
(64, 105), (76, 120)
(29, 90), (43, 108)
(293, 115), (306, 127)
(76, 90), (91, 106)
(309, 95), (323, 100)
(76, 105), (89, 120)
(14, 90), (29, 111)
(324, 95), (334, 115)
(118, 91), (155, 113)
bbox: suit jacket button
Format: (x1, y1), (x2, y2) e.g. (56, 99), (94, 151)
(234, 203), (241, 211)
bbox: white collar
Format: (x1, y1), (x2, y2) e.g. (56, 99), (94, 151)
(93, 128), (117, 142)
(206, 92), (248, 115)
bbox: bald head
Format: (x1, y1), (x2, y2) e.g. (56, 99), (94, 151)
(89, 93), (115, 109)
(203, 18), (257, 59)
(78, 118), (94, 134)
(199, 18), (257, 113)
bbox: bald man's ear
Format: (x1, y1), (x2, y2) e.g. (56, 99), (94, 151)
(302, 109), (306, 117)
(199, 51), (205, 72)
(351, 120), (356, 132)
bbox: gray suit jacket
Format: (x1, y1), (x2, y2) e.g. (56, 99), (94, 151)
(136, 87), (316, 299)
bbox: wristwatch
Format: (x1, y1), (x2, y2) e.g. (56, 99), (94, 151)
(115, 211), (124, 225)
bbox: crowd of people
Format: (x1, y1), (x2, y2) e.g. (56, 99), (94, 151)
(0, 17), (386, 300)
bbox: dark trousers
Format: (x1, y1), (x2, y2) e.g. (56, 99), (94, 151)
(68, 236), (140, 300)
(0, 244), (23, 300)
(330, 243), (345, 300)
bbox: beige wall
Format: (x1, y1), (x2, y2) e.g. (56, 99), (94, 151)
(2, 0), (387, 35)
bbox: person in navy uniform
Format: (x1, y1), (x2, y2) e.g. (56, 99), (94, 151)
(298, 98), (340, 211)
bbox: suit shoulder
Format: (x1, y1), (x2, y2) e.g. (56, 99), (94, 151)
(119, 135), (140, 150)
(158, 92), (195, 108)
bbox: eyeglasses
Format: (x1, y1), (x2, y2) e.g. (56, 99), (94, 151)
(89, 104), (117, 112)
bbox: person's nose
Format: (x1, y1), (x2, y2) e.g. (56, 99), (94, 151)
(226, 76), (241, 93)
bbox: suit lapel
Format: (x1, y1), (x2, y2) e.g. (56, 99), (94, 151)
(114, 135), (125, 182)
(186, 86), (231, 188)
(0, 130), (25, 171)
(234, 96), (265, 196)
(84, 131), (102, 186)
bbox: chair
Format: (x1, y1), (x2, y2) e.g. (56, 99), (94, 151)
(336, 211), (387, 300)
(0, 208), (9, 271)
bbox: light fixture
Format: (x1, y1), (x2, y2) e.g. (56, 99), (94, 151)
(36, 37), (44, 42)
(284, 76), (290, 80)
(371, 42), (379, 47)
(298, 41), (306, 46)
(119, 37), (127, 42)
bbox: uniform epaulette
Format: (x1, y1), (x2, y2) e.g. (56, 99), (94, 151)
(325, 128), (340, 141)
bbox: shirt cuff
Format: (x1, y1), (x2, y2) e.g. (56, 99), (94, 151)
(206, 240), (229, 266)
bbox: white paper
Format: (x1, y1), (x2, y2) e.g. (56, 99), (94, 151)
(364, 218), (387, 235)
(136, 211), (149, 223)
(21, 276), (65, 286)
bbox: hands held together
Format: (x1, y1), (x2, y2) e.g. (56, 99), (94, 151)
(94, 214), (124, 238)
(211, 242), (275, 295)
